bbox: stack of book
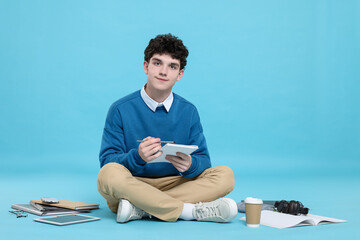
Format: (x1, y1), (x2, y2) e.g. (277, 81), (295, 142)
(12, 199), (99, 216)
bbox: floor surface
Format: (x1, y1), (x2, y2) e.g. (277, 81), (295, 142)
(2, 154), (359, 240)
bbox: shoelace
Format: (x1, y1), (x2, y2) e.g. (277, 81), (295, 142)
(194, 202), (220, 219)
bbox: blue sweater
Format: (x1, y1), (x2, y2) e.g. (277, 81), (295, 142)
(99, 90), (211, 178)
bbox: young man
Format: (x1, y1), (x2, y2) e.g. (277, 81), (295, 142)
(97, 34), (238, 223)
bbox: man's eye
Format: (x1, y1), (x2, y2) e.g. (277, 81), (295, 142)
(154, 62), (160, 66)
(170, 66), (178, 70)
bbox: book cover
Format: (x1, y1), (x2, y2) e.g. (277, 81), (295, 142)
(30, 199), (99, 210)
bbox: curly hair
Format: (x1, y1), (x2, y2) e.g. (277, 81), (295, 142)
(144, 34), (189, 70)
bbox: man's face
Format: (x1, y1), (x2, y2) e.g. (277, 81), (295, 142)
(143, 53), (184, 93)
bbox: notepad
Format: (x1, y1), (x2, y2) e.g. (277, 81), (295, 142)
(240, 210), (347, 229)
(149, 143), (198, 163)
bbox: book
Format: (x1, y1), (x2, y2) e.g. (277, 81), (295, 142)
(30, 199), (99, 210)
(149, 143), (199, 163)
(11, 204), (80, 216)
(240, 210), (347, 229)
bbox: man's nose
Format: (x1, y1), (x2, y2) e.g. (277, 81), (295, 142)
(159, 65), (167, 76)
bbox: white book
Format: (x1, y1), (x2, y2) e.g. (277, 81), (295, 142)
(12, 204), (80, 216)
(240, 210), (347, 229)
(149, 143), (198, 163)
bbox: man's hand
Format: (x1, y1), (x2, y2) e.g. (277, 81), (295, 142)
(165, 152), (192, 172)
(138, 136), (162, 163)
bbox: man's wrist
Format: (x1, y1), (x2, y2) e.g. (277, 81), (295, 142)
(133, 149), (147, 166)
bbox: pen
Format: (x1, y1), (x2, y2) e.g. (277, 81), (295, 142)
(30, 202), (46, 212)
(137, 140), (175, 143)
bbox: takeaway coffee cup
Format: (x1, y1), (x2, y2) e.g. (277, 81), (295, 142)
(245, 197), (263, 227)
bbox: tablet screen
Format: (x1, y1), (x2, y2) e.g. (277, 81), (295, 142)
(34, 214), (100, 225)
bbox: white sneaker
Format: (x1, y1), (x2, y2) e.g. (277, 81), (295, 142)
(116, 199), (150, 223)
(193, 198), (238, 223)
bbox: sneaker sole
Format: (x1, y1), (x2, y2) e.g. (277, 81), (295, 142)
(117, 199), (131, 223)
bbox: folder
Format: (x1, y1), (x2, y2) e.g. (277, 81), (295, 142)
(30, 199), (99, 210)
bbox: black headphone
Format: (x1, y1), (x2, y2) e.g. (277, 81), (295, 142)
(274, 200), (309, 215)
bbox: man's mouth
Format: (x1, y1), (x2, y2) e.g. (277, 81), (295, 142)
(156, 77), (168, 82)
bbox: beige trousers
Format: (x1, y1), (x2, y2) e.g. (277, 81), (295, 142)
(97, 162), (235, 222)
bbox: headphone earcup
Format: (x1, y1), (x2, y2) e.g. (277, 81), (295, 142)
(276, 200), (308, 215)
(288, 201), (299, 215)
(275, 200), (285, 213)
(281, 200), (289, 213)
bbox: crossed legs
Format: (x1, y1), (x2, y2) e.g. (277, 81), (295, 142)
(97, 162), (235, 222)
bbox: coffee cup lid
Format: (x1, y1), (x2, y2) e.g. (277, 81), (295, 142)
(244, 197), (263, 204)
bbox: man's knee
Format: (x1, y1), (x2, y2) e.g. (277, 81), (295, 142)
(206, 165), (235, 195)
(97, 162), (131, 194)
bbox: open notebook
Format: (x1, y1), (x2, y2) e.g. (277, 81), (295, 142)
(240, 210), (346, 229)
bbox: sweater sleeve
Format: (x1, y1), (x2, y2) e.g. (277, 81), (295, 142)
(99, 103), (146, 174)
(181, 107), (211, 178)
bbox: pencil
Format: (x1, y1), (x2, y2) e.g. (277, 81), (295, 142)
(137, 140), (175, 143)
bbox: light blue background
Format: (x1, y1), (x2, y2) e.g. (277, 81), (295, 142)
(1, 0), (359, 239)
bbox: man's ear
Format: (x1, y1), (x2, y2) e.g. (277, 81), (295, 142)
(143, 61), (149, 74)
(176, 69), (184, 81)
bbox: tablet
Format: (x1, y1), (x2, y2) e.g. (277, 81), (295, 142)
(34, 214), (100, 226)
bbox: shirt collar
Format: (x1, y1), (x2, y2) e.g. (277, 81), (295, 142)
(140, 85), (173, 112)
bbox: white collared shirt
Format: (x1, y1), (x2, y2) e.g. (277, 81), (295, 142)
(140, 85), (173, 112)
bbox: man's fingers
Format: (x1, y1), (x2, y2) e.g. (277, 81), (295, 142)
(142, 136), (152, 141)
(166, 155), (183, 163)
(138, 136), (162, 162)
(141, 137), (160, 148)
(139, 137), (161, 153)
(148, 151), (163, 161)
(144, 145), (161, 157)
(168, 159), (187, 172)
(175, 152), (189, 159)
(144, 144), (162, 158)
(166, 155), (189, 170)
